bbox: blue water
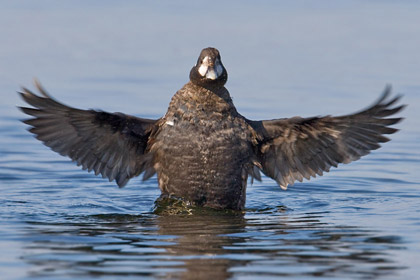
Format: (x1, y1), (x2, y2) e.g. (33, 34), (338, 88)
(1, 1), (420, 279)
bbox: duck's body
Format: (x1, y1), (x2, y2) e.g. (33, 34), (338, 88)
(19, 47), (404, 210)
(152, 82), (257, 209)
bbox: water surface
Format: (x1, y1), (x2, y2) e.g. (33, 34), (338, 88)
(1, 1), (420, 279)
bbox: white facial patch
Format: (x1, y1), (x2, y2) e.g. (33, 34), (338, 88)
(198, 64), (208, 76)
(198, 56), (223, 80)
(215, 58), (223, 77)
(206, 58), (223, 80)
(198, 56), (210, 77)
(206, 69), (217, 80)
(165, 120), (174, 126)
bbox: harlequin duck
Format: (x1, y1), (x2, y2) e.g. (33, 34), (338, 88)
(19, 47), (404, 210)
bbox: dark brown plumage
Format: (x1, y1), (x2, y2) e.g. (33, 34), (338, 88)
(19, 47), (405, 210)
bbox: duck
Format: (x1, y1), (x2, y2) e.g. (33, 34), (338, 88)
(19, 47), (405, 210)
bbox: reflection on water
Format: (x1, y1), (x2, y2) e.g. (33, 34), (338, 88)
(20, 209), (405, 279)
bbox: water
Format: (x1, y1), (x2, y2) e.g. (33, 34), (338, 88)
(1, 1), (420, 279)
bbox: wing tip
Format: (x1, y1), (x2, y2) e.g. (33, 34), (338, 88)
(374, 85), (392, 105)
(280, 184), (288, 190)
(33, 78), (52, 98)
(116, 176), (129, 188)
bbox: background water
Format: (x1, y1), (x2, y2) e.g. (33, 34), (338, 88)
(1, 1), (419, 279)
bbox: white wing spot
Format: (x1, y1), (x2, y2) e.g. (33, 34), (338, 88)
(165, 120), (174, 126)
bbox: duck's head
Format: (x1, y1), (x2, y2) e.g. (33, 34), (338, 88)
(189, 47), (228, 88)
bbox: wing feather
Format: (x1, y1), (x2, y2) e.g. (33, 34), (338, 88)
(19, 80), (158, 187)
(250, 87), (405, 190)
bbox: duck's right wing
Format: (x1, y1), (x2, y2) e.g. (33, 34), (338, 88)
(19, 80), (158, 187)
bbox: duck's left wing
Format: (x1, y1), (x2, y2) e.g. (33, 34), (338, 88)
(19, 80), (158, 187)
(249, 86), (405, 190)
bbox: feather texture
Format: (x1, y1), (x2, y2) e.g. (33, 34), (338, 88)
(19, 80), (157, 187)
(250, 86), (405, 190)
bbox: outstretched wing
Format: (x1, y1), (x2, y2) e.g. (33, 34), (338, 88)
(250, 86), (405, 190)
(19, 80), (158, 187)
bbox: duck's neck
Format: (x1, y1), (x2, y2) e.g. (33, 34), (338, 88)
(168, 82), (237, 116)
